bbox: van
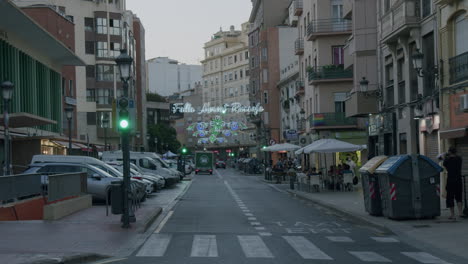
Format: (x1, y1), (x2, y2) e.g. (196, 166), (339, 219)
(101, 151), (180, 186)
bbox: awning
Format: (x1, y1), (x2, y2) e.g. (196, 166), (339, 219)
(439, 127), (467, 139)
(52, 140), (81, 149)
(0, 112), (57, 128)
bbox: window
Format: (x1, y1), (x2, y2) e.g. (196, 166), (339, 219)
(85, 41), (95, 54)
(246, 69), (250, 76)
(455, 13), (468, 55)
(251, 57), (255, 68)
(84, 17), (94, 32)
(234, 71), (238, 80)
(66, 15), (74, 23)
(109, 19), (120, 35)
(86, 89), (96, 102)
(383, 0), (390, 13)
(96, 65), (114, 81)
(97, 41), (108, 58)
(87, 112), (96, 125)
(245, 84), (250, 92)
(69, 80), (73, 97)
(332, 46), (344, 65)
(263, 91), (268, 104)
(334, 92), (347, 112)
(234, 55), (237, 63)
(109, 42), (120, 58)
(96, 18), (107, 34)
(262, 69), (268, 83)
(422, 0), (431, 18)
(229, 73), (233, 81)
(240, 70), (243, 79)
(261, 47), (268, 61)
(96, 89), (113, 105)
(86, 65), (95, 78)
(245, 51), (249, 59)
(228, 56), (233, 65)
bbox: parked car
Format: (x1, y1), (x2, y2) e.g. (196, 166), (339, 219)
(22, 162), (144, 202)
(107, 161), (165, 191)
(215, 160), (226, 169)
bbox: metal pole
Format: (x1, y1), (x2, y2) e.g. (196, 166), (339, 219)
(68, 117), (72, 154)
(3, 99), (10, 176)
(121, 80), (133, 228)
(104, 127), (108, 151)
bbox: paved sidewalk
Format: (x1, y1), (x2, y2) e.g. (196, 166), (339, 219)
(265, 180), (468, 262)
(0, 181), (191, 264)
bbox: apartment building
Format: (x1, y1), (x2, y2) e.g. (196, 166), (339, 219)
(200, 24), (256, 156)
(437, 0), (468, 175)
(146, 57), (202, 97)
(14, 0), (147, 151)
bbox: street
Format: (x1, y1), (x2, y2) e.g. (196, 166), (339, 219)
(95, 169), (455, 264)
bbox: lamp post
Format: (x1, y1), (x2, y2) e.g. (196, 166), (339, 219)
(154, 137), (158, 153)
(102, 114), (109, 151)
(116, 49), (134, 228)
(1, 81), (14, 176)
(65, 107), (74, 154)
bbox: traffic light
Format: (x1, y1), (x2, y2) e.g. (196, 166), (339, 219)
(117, 97), (130, 131)
(262, 145), (267, 149)
(181, 146), (188, 155)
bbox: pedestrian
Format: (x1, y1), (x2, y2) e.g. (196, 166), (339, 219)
(443, 146), (463, 220)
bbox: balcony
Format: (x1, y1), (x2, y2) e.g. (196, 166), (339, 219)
(295, 80), (305, 96)
(307, 65), (353, 83)
(306, 18), (351, 41)
(309, 112), (357, 130)
(294, 0), (303, 16)
(449, 51), (468, 85)
(345, 92), (379, 117)
(381, 0), (420, 44)
(343, 0), (353, 20)
(294, 38), (304, 55)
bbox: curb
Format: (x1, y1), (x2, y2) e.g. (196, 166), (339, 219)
(140, 207), (162, 233)
(285, 189), (391, 233)
(25, 253), (109, 264)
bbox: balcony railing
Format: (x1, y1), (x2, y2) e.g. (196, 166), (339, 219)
(309, 112), (357, 128)
(306, 18), (351, 40)
(449, 51), (468, 85)
(295, 80), (305, 96)
(381, 0), (420, 42)
(307, 65), (353, 82)
(294, 0), (303, 16)
(295, 38), (304, 55)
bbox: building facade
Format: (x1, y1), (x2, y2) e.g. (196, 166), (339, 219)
(147, 57), (202, 97)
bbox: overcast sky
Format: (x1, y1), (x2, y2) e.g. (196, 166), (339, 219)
(126, 0), (252, 65)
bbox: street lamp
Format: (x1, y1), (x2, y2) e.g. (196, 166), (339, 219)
(1, 81), (14, 176)
(412, 50), (424, 77)
(116, 49), (134, 228)
(65, 107), (74, 155)
(102, 114), (110, 151)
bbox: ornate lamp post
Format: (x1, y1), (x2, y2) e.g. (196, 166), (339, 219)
(1, 81), (14, 176)
(64, 107), (74, 155)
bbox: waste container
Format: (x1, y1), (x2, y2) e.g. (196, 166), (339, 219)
(360, 156), (389, 216)
(110, 181), (124, 215)
(375, 155), (443, 220)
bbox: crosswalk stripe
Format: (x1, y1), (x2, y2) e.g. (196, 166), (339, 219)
(283, 236), (333, 260)
(371, 237), (400, 243)
(401, 252), (451, 264)
(326, 236), (354, 242)
(136, 234), (172, 257)
(238, 235), (274, 258)
(349, 251), (391, 262)
(190, 235), (218, 257)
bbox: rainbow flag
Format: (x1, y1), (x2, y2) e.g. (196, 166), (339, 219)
(313, 113), (325, 126)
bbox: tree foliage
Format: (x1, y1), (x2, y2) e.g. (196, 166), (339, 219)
(148, 123), (181, 153)
(146, 93), (167, 103)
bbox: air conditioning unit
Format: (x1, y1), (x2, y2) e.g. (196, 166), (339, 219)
(299, 135), (311, 146)
(461, 94), (468, 113)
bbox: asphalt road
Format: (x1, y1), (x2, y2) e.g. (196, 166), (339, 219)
(102, 168), (455, 264)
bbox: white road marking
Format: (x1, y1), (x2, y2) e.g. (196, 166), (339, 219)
(259, 232), (272, 236)
(154, 210), (173, 234)
(239, 206), (248, 210)
(238, 235), (274, 258)
(242, 210), (250, 212)
(250, 222), (261, 226)
(401, 252), (451, 264)
(327, 236), (354, 242)
(349, 251), (391, 262)
(248, 217), (257, 221)
(190, 235), (218, 257)
(255, 226), (266, 230)
(283, 236), (333, 260)
(371, 237), (400, 243)
(245, 213), (253, 216)
(136, 234), (172, 257)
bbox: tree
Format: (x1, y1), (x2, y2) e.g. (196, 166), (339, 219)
(148, 123), (181, 153)
(146, 93), (167, 103)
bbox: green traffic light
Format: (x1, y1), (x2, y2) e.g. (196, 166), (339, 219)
(262, 146), (267, 149)
(182, 148), (187, 154)
(119, 119), (129, 129)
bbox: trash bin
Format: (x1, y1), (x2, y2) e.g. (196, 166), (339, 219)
(375, 155), (443, 220)
(110, 181), (124, 215)
(359, 156), (389, 216)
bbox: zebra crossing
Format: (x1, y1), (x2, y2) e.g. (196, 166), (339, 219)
(135, 234), (451, 263)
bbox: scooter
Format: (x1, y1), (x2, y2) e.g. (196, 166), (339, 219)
(463, 175), (468, 217)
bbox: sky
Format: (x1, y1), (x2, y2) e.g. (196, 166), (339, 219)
(127, 0), (252, 65)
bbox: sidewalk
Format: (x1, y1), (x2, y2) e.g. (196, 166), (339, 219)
(0, 181), (191, 264)
(268, 181), (468, 262)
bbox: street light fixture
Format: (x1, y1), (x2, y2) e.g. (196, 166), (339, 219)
(102, 114), (110, 151)
(65, 107), (74, 155)
(116, 49), (134, 228)
(412, 50), (424, 77)
(1, 81), (14, 176)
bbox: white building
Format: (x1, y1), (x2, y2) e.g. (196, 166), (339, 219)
(147, 57), (202, 96)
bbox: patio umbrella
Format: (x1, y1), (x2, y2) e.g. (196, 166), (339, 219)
(303, 138), (366, 154)
(261, 143), (301, 152)
(163, 151), (178, 158)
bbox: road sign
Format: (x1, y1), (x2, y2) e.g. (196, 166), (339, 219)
(269, 139), (276, 146)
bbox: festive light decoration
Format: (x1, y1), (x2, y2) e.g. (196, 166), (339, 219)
(173, 102), (264, 115)
(188, 115), (249, 145)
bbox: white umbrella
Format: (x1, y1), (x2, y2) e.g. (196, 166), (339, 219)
(163, 151), (178, 158)
(261, 143), (301, 152)
(304, 138), (366, 154)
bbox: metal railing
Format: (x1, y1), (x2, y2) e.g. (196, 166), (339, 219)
(295, 38), (304, 55)
(449, 51), (468, 84)
(309, 112), (357, 127)
(307, 18), (351, 37)
(0, 174), (42, 202)
(48, 173), (87, 202)
(308, 65), (353, 82)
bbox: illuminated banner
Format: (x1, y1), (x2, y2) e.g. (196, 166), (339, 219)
(172, 102), (264, 115)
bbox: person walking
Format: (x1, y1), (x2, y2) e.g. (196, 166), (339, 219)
(443, 146), (463, 220)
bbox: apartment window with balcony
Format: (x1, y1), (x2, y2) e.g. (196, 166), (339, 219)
(109, 19), (120, 35)
(332, 46), (344, 65)
(86, 89), (96, 102)
(84, 17), (94, 32)
(229, 73), (233, 81)
(85, 41), (95, 54)
(455, 14), (468, 55)
(97, 41), (108, 58)
(96, 65), (114, 81)
(397, 58), (406, 104)
(109, 42), (120, 58)
(334, 93), (347, 113)
(262, 69), (268, 83)
(331, 1), (343, 19)
(96, 89), (113, 105)
(385, 63), (395, 106)
(96, 18), (107, 34)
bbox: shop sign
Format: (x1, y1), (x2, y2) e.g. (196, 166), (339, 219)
(284, 129), (298, 140)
